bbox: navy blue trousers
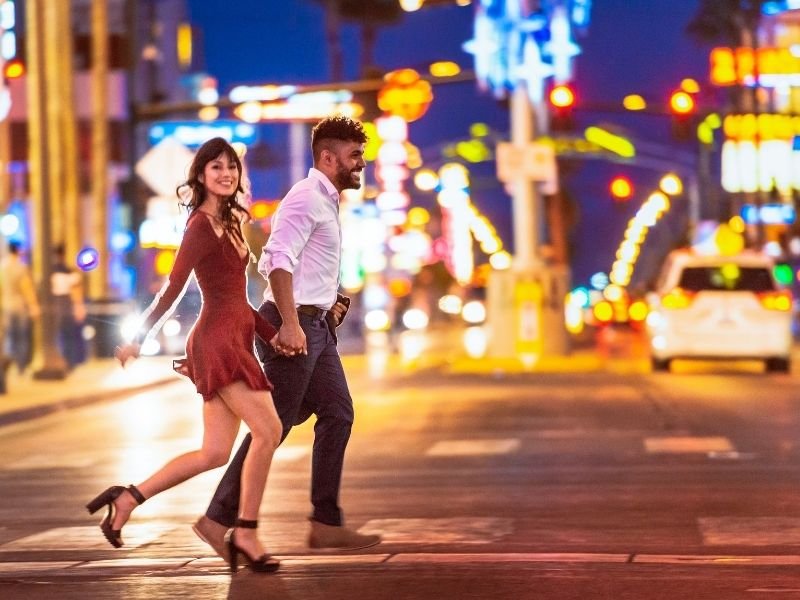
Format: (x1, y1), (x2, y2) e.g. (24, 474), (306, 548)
(205, 301), (354, 527)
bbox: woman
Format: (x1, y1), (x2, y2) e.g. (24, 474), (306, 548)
(86, 137), (282, 574)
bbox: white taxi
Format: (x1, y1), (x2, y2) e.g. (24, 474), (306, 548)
(645, 249), (793, 372)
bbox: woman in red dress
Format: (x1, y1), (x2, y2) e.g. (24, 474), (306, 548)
(86, 138), (282, 573)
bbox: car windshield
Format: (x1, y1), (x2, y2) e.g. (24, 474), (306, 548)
(678, 266), (775, 292)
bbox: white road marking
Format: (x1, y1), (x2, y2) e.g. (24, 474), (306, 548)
(699, 517), (800, 546)
(0, 561), (80, 573)
(4, 453), (98, 470)
(0, 524), (167, 551)
(426, 439), (520, 457)
(359, 517), (513, 544)
(273, 445), (310, 462)
(74, 557), (190, 569)
(644, 436), (734, 454)
(635, 554), (800, 565)
(389, 552), (629, 563)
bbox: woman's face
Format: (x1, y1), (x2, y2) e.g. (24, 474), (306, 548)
(200, 152), (239, 201)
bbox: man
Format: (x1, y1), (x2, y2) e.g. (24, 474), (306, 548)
(193, 115), (381, 555)
(1, 241), (40, 373)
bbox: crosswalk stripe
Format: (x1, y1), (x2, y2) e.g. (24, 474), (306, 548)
(426, 439), (520, 457)
(644, 436), (734, 454)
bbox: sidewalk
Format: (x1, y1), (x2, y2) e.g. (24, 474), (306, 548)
(0, 356), (178, 427)
(0, 341), (645, 430)
(0, 353), (415, 429)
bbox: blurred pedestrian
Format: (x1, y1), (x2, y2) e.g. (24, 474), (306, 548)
(1, 241), (40, 373)
(86, 137), (283, 574)
(193, 116), (381, 556)
(50, 244), (87, 369)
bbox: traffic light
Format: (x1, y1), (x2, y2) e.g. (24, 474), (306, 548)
(609, 175), (633, 202)
(3, 59), (23, 79)
(548, 84), (576, 132)
(669, 90), (696, 141)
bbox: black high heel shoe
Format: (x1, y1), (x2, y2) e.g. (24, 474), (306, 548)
(85, 484), (146, 548)
(226, 519), (280, 574)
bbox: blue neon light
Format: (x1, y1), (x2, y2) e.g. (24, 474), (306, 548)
(149, 121), (259, 147)
(741, 203), (796, 225)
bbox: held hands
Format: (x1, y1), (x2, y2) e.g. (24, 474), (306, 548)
(270, 323), (307, 357)
(115, 343), (141, 368)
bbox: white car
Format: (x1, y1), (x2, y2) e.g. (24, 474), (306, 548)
(645, 249), (793, 372)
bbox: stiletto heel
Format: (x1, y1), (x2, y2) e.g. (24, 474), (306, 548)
(85, 484), (146, 548)
(225, 519), (280, 574)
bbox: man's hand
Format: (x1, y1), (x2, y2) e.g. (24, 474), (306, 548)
(275, 322), (307, 356)
(327, 298), (349, 327)
(115, 343), (141, 368)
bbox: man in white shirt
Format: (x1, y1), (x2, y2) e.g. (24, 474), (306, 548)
(194, 116), (381, 554)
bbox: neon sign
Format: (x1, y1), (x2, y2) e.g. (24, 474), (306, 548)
(0, 0), (16, 121)
(463, 0), (591, 103)
(721, 114), (800, 193)
(710, 47), (800, 87)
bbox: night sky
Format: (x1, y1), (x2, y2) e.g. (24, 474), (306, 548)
(185, 0), (711, 289)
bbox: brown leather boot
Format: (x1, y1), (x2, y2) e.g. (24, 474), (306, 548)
(192, 515), (230, 561)
(307, 520), (381, 550)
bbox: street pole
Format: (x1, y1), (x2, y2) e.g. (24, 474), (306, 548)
(26, 0), (67, 379)
(510, 85), (540, 271)
(90, 0), (110, 299)
(58, 0), (81, 262)
(487, 85), (570, 362)
(42, 0), (64, 252)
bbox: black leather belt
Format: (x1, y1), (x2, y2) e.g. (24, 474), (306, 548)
(297, 305), (327, 320)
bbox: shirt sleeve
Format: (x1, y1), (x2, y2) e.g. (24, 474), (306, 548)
(259, 189), (321, 277)
(250, 307), (277, 343)
(134, 215), (212, 344)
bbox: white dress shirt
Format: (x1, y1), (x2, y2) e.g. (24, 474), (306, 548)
(259, 168), (341, 310)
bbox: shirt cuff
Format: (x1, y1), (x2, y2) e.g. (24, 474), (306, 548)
(266, 252), (295, 275)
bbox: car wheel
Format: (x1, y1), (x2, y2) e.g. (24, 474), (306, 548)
(651, 357), (671, 372)
(765, 358), (790, 373)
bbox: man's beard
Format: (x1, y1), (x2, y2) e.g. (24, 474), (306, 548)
(334, 160), (361, 191)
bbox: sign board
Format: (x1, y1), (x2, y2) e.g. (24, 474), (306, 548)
(514, 279), (543, 357)
(496, 141), (557, 187)
(135, 137), (194, 198)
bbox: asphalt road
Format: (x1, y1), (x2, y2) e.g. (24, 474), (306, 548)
(0, 357), (799, 599)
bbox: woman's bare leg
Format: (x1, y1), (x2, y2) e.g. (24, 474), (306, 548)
(111, 397), (240, 530)
(216, 381), (281, 559)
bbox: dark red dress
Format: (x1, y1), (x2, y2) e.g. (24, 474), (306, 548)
(139, 211), (276, 401)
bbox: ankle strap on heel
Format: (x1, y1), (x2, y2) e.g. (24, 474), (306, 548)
(235, 519), (258, 529)
(127, 485), (146, 505)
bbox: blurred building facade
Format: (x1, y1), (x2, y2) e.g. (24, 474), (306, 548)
(3, 0), (197, 301)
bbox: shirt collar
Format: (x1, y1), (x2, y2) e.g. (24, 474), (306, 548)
(308, 168), (340, 202)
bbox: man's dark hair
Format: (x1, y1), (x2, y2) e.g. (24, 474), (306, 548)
(8, 241), (20, 254)
(311, 115), (368, 162)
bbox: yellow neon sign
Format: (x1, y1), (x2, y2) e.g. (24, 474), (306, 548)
(723, 113), (800, 141)
(710, 47), (800, 87)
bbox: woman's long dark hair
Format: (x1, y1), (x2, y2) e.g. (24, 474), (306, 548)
(176, 137), (251, 242)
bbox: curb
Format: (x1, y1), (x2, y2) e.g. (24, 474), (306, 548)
(0, 377), (176, 429)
